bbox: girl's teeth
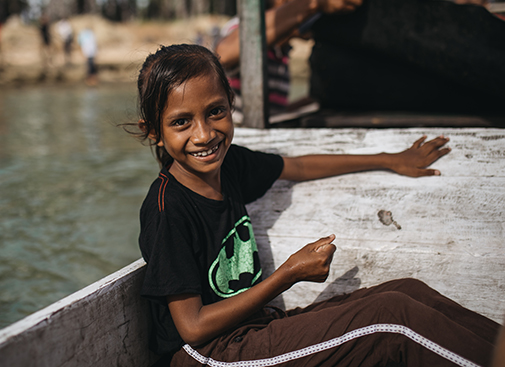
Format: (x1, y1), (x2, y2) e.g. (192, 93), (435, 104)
(200, 149), (212, 157)
(193, 144), (218, 157)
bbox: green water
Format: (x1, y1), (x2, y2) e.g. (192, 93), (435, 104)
(0, 83), (159, 329)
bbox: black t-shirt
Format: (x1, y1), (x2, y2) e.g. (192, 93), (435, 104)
(139, 145), (284, 355)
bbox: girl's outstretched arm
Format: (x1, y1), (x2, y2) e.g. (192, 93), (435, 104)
(279, 135), (451, 182)
(167, 235), (336, 347)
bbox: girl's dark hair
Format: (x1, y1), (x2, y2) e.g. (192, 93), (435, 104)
(130, 44), (234, 167)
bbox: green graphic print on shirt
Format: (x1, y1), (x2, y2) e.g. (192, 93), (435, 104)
(209, 216), (262, 298)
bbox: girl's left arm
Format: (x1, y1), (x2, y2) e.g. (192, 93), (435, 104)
(279, 135), (451, 181)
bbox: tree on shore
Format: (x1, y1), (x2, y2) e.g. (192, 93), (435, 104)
(143, 0), (235, 20)
(2, 0), (236, 23)
(0, 0), (28, 22)
(101, 0), (137, 21)
(39, 0), (97, 21)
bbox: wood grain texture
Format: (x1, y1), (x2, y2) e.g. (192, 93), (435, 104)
(0, 259), (158, 367)
(235, 127), (505, 323)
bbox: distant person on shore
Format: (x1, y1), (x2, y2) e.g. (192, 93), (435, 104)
(216, 0), (504, 118)
(57, 18), (73, 66)
(39, 13), (53, 68)
(194, 30), (205, 46)
(78, 27), (98, 86)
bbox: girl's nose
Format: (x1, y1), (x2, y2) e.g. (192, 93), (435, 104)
(192, 119), (216, 145)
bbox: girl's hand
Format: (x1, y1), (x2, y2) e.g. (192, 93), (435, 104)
(168, 234), (335, 346)
(281, 234), (337, 284)
(388, 136), (451, 177)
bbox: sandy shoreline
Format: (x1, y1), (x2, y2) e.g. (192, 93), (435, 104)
(0, 14), (312, 87)
(0, 14), (229, 86)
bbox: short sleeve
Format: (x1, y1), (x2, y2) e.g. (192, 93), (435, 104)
(224, 145), (284, 204)
(139, 204), (202, 305)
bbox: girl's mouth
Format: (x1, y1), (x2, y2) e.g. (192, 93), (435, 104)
(190, 142), (220, 158)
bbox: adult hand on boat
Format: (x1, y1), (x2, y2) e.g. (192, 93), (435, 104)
(388, 135), (451, 177)
(318, 0), (363, 14)
(280, 234), (336, 283)
(453, 0), (489, 7)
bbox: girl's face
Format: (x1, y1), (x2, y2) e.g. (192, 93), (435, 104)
(153, 72), (234, 184)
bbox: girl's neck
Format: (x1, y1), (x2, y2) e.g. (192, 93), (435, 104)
(169, 164), (223, 201)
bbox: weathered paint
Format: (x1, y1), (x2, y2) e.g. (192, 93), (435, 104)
(0, 259), (157, 367)
(236, 127), (505, 323)
(0, 127), (502, 366)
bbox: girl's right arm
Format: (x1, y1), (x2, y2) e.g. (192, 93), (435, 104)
(167, 235), (336, 347)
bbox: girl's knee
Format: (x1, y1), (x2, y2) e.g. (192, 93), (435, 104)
(387, 278), (435, 296)
(403, 278), (430, 288)
(374, 291), (413, 304)
(391, 277), (427, 288)
(371, 291), (421, 318)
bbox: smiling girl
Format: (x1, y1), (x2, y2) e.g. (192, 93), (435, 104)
(130, 44), (498, 366)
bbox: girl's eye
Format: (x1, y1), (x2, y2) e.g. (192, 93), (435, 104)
(209, 107), (225, 116)
(172, 118), (188, 126)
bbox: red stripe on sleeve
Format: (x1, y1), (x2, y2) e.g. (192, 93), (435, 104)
(158, 173), (169, 212)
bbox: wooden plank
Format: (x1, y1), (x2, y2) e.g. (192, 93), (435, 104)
(0, 259), (158, 367)
(238, 0), (268, 128)
(234, 127), (505, 323)
(270, 108), (505, 127)
(298, 111), (504, 128)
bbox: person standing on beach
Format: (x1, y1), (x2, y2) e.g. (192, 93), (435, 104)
(57, 18), (73, 66)
(39, 13), (53, 69)
(78, 27), (98, 86)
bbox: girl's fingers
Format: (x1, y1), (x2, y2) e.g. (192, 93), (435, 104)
(417, 168), (441, 177)
(432, 147), (451, 160)
(432, 136), (450, 146)
(414, 135), (449, 152)
(424, 147), (451, 166)
(315, 243), (336, 254)
(423, 136), (450, 150)
(314, 235), (336, 254)
(313, 234), (335, 247)
(411, 135), (427, 149)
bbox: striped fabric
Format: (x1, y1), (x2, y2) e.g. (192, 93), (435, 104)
(220, 17), (291, 122)
(182, 324), (480, 367)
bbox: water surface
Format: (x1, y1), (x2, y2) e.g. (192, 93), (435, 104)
(0, 83), (159, 328)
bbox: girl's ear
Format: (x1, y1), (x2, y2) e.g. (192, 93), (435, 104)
(139, 119), (164, 147)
